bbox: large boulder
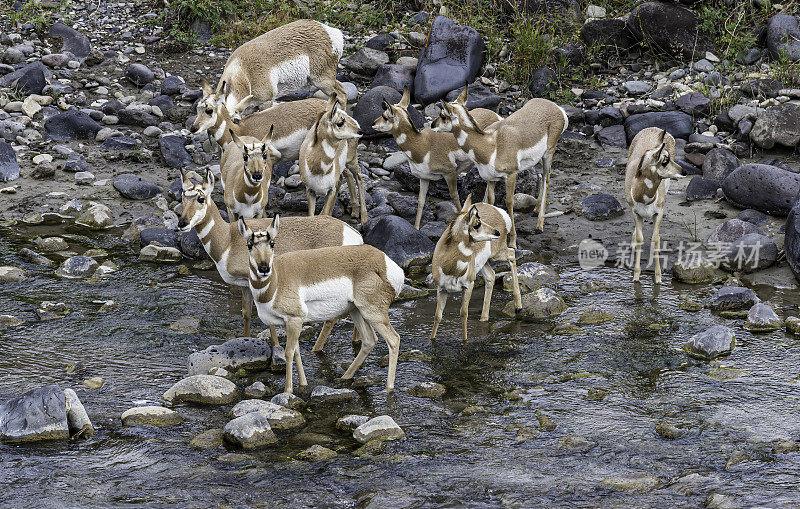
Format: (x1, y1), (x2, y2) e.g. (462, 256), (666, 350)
(625, 2), (707, 59)
(353, 86), (424, 138)
(578, 193), (624, 220)
(44, 110), (101, 141)
(0, 140), (19, 182)
(1, 385), (93, 442)
(685, 176), (720, 201)
(722, 164), (800, 216)
(580, 18), (635, 49)
(702, 148), (739, 183)
(223, 412), (277, 449)
(707, 218), (767, 244)
(786, 194), (800, 282)
(188, 337), (272, 375)
(370, 64), (415, 94)
(48, 22), (91, 58)
(444, 82), (501, 111)
(765, 14), (800, 61)
(4, 63), (46, 96)
(342, 47), (389, 75)
(159, 135), (191, 168)
(623, 111), (693, 144)
(750, 103), (800, 149)
(162, 375), (239, 405)
(413, 16), (486, 104)
(363, 214), (434, 268)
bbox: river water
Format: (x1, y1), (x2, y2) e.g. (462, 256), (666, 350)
(1, 219), (800, 507)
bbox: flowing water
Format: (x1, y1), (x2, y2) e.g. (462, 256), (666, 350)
(1, 219), (800, 507)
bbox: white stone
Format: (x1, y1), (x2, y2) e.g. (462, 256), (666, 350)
(121, 406), (183, 426)
(353, 415), (405, 443)
(162, 375), (239, 405)
(32, 154), (53, 165)
(75, 171), (95, 185)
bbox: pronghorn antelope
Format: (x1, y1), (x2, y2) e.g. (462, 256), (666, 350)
(176, 169), (363, 343)
(299, 94), (367, 223)
(220, 128), (280, 220)
(372, 86), (502, 229)
(624, 127), (685, 283)
(241, 216), (405, 394)
(213, 19), (346, 115)
(432, 87), (568, 247)
(431, 196), (523, 343)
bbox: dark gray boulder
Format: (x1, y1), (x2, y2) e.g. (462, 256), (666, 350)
(720, 233), (778, 273)
(63, 152), (87, 173)
(363, 214), (433, 268)
(528, 65), (557, 98)
(366, 33), (396, 51)
(624, 111), (693, 144)
(685, 176), (720, 201)
(737, 209), (769, 226)
(765, 14), (800, 61)
(6, 63), (46, 96)
(710, 286), (759, 312)
(44, 110), (101, 141)
(683, 325), (735, 360)
(445, 81), (501, 111)
(722, 164), (800, 216)
(117, 108), (159, 127)
(707, 218), (767, 244)
(580, 18), (635, 49)
(126, 63), (155, 87)
(413, 16), (485, 104)
(370, 64), (415, 94)
(625, 2), (707, 59)
(188, 337), (272, 376)
(48, 22), (91, 58)
(140, 228), (180, 249)
(702, 148), (739, 182)
(596, 125), (627, 148)
(161, 75), (186, 96)
(675, 92), (710, 116)
(0, 140), (19, 182)
(180, 229), (205, 259)
(579, 193), (624, 220)
(750, 103), (800, 149)
(159, 135), (191, 168)
(354, 86), (424, 138)
(102, 136), (139, 150)
(786, 193), (800, 282)
(114, 174), (161, 200)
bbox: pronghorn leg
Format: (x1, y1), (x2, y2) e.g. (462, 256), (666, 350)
(444, 173), (462, 210)
(312, 319), (337, 352)
(415, 179), (430, 229)
(485, 180), (496, 205)
(507, 247), (523, 311)
(353, 326), (361, 343)
(294, 345), (307, 388)
(460, 281), (475, 344)
(269, 326), (279, 348)
(479, 264), (495, 322)
(340, 309), (376, 380)
(306, 189), (316, 217)
(504, 172), (518, 248)
(652, 207), (665, 284)
(226, 207), (236, 222)
(283, 318), (304, 394)
(342, 163), (360, 221)
(241, 286), (252, 337)
(347, 157), (368, 224)
(321, 181), (338, 216)
(369, 314), (401, 392)
(632, 211), (645, 282)
(430, 288), (449, 341)
(537, 151), (555, 232)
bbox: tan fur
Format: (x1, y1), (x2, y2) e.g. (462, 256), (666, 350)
(373, 86), (502, 229)
(624, 127), (685, 283)
(242, 218), (404, 393)
(299, 95), (367, 224)
(430, 197), (522, 342)
(220, 129), (280, 220)
(215, 20), (345, 115)
(432, 87), (568, 247)
(177, 170), (362, 342)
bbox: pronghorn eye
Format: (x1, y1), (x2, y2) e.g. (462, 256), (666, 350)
(205, 108), (213, 115)
(336, 120), (345, 128)
(197, 196), (205, 204)
(269, 240), (275, 248)
(247, 238), (254, 250)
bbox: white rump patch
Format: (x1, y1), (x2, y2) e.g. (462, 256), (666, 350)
(270, 55), (311, 99)
(384, 254), (405, 297)
(273, 129), (307, 163)
(558, 105), (569, 132)
(319, 23), (344, 58)
(299, 277), (354, 322)
(342, 224), (363, 246)
(494, 206), (512, 231)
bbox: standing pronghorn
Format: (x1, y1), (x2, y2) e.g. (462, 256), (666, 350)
(220, 128), (280, 220)
(241, 217), (405, 394)
(372, 86), (502, 229)
(299, 94), (367, 223)
(432, 87), (568, 247)
(213, 19), (346, 115)
(624, 128), (685, 283)
(430, 196), (523, 343)
(176, 169), (363, 343)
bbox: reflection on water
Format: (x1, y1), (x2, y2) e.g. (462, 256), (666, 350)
(2, 221), (800, 507)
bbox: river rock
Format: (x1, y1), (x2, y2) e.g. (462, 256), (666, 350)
(117, 108), (159, 127)
(596, 125), (627, 149)
(336, 414), (370, 431)
(685, 176), (720, 201)
(624, 81), (651, 96)
(708, 218), (766, 244)
(126, 63), (155, 86)
(188, 337), (272, 375)
(786, 316), (800, 335)
(229, 399), (305, 430)
(683, 325), (735, 360)
(190, 428), (224, 449)
(579, 193), (624, 220)
(750, 103), (800, 149)
(408, 382), (446, 397)
(296, 444), (337, 461)
(140, 228), (180, 249)
(744, 303), (782, 332)
(162, 375), (239, 405)
(353, 415), (405, 443)
(676, 92), (710, 116)
(504, 287), (566, 321)
(45, 110), (101, 141)
(139, 244), (182, 262)
(672, 260), (723, 284)
(702, 148), (739, 183)
(413, 16), (485, 104)
(0, 140), (19, 182)
(0, 266), (26, 282)
(102, 136), (138, 151)
(710, 286), (759, 312)
(624, 111), (693, 144)
(444, 81), (501, 111)
(766, 14), (800, 61)
(48, 22), (91, 58)
(625, 1), (705, 59)
(121, 406), (183, 427)
(721, 233), (777, 273)
(56, 256), (98, 278)
(787, 194), (800, 282)
(0, 385), (93, 442)
(370, 64), (415, 94)
(722, 164), (800, 216)
(244, 381), (267, 399)
(353, 86), (424, 138)
(310, 386), (357, 404)
(504, 262), (558, 292)
(363, 214), (433, 268)
(343, 47), (389, 75)
(271, 392), (304, 410)
(5, 63), (46, 96)
(159, 135), (191, 168)
(114, 173), (161, 200)
(76, 202), (113, 228)
(223, 412), (277, 449)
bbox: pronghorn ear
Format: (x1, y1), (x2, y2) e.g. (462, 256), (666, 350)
(269, 214), (280, 239)
(329, 98), (339, 119)
(215, 80), (226, 96)
(203, 169), (215, 195)
(456, 85), (468, 105)
(262, 124), (274, 144)
(229, 129), (242, 147)
(180, 168), (192, 192)
(235, 95), (253, 112)
(201, 79), (213, 97)
(460, 194), (473, 213)
(238, 218), (254, 246)
(399, 86), (411, 108)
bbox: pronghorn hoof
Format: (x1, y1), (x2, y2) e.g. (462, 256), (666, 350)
(515, 307), (523, 315)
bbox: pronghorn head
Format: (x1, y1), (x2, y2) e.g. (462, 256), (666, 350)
(431, 86), (483, 135)
(638, 129), (685, 180)
(178, 168), (215, 232)
(239, 215), (279, 278)
(230, 127), (281, 185)
(191, 79), (222, 134)
(373, 86), (417, 134)
(319, 94), (362, 141)
(452, 195), (500, 242)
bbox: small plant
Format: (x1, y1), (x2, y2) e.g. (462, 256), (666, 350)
(4, 0), (72, 31)
(771, 49), (800, 86)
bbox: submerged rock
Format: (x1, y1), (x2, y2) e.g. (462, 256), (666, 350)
(744, 303), (782, 332)
(336, 414), (370, 432)
(786, 316), (800, 335)
(310, 386), (357, 404)
(56, 255), (98, 278)
(187, 336), (273, 375)
(189, 428), (225, 449)
(271, 392), (304, 410)
(229, 399), (305, 430)
(296, 444), (337, 461)
(601, 475), (660, 493)
(162, 375), (239, 406)
(671, 260), (723, 284)
(683, 325), (736, 360)
(223, 412), (277, 449)
(504, 262), (558, 292)
(0, 266), (26, 283)
(408, 382), (446, 398)
(353, 415), (405, 444)
(121, 406), (183, 427)
(0, 385), (93, 442)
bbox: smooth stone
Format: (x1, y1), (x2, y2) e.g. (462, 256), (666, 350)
(162, 375), (239, 405)
(0, 266), (26, 282)
(310, 386), (357, 404)
(114, 173), (161, 200)
(55, 256), (98, 278)
(229, 400), (305, 430)
(336, 414), (370, 431)
(121, 406), (183, 427)
(296, 444), (337, 461)
(223, 412), (277, 449)
(504, 288), (567, 321)
(353, 415), (405, 444)
(684, 325), (736, 360)
(743, 302), (782, 332)
(710, 286), (759, 312)
(578, 193), (624, 220)
(722, 164), (800, 216)
(187, 336), (272, 375)
(363, 214), (433, 268)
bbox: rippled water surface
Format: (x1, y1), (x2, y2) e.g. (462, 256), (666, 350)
(2, 220), (800, 507)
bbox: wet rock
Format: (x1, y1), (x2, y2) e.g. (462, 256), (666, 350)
(169, 316), (200, 334)
(601, 475), (660, 493)
(363, 215), (433, 268)
(624, 111), (693, 144)
(787, 316), (800, 335)
(230, 399), (305, 430)
(766, 14), (800, 61)
(76, 202), (113, 228)
(19, 248), (51, 266)
(139, 244), (182, 262)
(536, 411), (557, 431)
(504, 262), (558, 293)
(180, 229), (205, 259)
(36, 301), (69, 321)
(413, 16), (485, 104)
(655, 420), (684, 439)
(722, 164), (800, 216)
(706, 493), (737, 509)
(297, 444), (337, 461)
(787, 194), (800, 282)
(353, 415), (405, 444)
(625, 1), (705, 58)
(408, 382), (445, 398)
(48, 22), (91, 59)
(244, 382), (267, 399)
(702, 148), (739, 183)
(336, 414), (370, 431)
(140, 228), (180, 249)
(354, 86), (424, 138)
(223, 412), (277, 449)
(0, 266), (26, 283)
(773, 440), (799, 453)
(82, 377), (104, 390)
(162, 375), (239, 406)
(561, 436), (597, 452)
(159, 135), (190, 168)
(114, 173), (161, 200)
(121, 406), (183, 427)
(0, 314), (24, 327)
(504, 288), (567, 321)
(578, 193), (623, 220)
(577, 307), (613, 325)
(672, 260), (723, 284)
(126, 63), (155, 86)
(744, 303), (782, 332)
(684, 325), (735, 360)
(710, 286), (759, 312)
(370, 64), (415, 94)
(0, 385), (93, 442)
(725, 450), (750, 471)
(310, 386), (357, 404)
(45, 110), (101, 141)
(685, 176), (720, 201)
(270, 392), (304, 410)
(0, 140), (19, 182)
(444, 81), (501, 111)
(102, 136), (138, 150)
(750, 103), (800, 149)
(397, 284), (429, 300)
(708, 218), (766, 244)
(343, 47), (389, 75)
(721, 233), (777, 273)
(190, 428), (224, 449)
(56, 256), (98, 278)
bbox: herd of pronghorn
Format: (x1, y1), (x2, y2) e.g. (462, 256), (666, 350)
(177, 20), (687, 395)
